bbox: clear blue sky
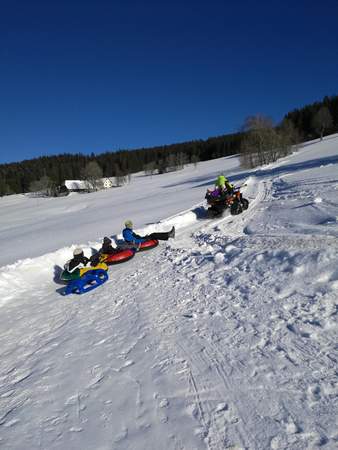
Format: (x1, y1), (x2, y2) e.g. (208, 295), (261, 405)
(1, 0), (337, 164)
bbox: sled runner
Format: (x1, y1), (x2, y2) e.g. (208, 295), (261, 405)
(61, 263), (109, 295)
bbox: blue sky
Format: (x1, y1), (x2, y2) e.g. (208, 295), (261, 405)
(1, 0), (337, 164)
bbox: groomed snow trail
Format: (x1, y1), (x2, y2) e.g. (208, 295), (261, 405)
(0, 137), (338, 449)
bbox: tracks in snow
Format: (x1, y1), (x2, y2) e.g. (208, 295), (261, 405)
(1, 174), (337, 449)
(135, 174), (338, 449)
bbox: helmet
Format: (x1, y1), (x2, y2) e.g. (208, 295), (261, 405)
(103, 236), (112, 244)
(73, 247), (83, 256)
(125, 220), (133, 229)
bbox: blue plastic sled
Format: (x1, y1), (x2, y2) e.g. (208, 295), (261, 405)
(63, 269), (108, 295)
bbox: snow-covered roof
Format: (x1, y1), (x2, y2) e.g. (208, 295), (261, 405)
(64, 180), (93, 190)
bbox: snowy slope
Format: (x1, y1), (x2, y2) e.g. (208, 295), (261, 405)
(0, 156), (240, 267)
(0, 136), (337, 450)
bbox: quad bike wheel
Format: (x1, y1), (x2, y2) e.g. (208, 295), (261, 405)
(241, 198), (249, 210)
(230, 200), (243, 215)
(207, 206), (223, 218)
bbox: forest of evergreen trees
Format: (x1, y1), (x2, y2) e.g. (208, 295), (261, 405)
(0, 94), (337, 196)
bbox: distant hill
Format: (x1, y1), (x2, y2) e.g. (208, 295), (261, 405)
(0, 94), (337, 196)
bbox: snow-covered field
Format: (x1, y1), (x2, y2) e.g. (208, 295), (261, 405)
(0, 136), (337, 450)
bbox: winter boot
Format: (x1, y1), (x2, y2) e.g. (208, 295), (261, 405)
(169, 226), (175, 238)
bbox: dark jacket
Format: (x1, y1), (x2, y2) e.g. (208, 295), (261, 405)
(65, 254), (90, 273)
(100, 241), (119, 254)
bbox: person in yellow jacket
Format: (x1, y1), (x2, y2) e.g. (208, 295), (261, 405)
(215, 175), (234, 194)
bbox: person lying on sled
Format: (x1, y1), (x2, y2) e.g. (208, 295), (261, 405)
(64, 248), (99, 273)
(122, 220), (175, 245)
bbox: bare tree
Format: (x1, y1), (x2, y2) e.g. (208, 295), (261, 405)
(115, 175), (126, 186)
(29, 175), (55, 196)
(144, 162), (156, 176)
(175, 152), (188, 170)
(156, 158), (168, 174)
(240, 114), (295, 168)
(242, 114), (274, 132)
(81, 161), (103, 191)
(312, 106), (333, 140)
(166, 153), (177, 172)
(279, 119), (300, 156)
(240, 115), (278, 167)
(191, 154), (200, 168)
(114, 167), (126, 186)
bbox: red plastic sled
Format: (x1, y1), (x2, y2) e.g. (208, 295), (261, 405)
(101, 248), (135, 265)
(139, 239), (159, 251)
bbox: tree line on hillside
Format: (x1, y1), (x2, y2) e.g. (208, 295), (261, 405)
(0, 133), (242, 196)
(0, 94), (337, 196)
(285, 95), (337, 141)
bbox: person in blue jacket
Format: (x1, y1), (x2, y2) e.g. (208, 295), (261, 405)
(122, 220), (175, 245)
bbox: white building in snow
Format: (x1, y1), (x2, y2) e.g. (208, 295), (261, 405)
(63, 180), (93, 191)
(102, 178), (114, 189)
(63, 178), (115, 192)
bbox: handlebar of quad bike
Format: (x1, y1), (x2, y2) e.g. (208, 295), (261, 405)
(205, 184), (247, 203)
(233, 183), (247, 190)
(206, 183), (247, 193)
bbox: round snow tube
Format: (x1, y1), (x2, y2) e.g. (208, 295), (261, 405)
(101, 248), (135, 265)
(139, 239), (159, 251)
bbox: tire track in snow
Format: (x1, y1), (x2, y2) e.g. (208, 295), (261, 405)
(137, 176), (272, 448)
(147, 173), (337, 449)
(1, 166), (337, 448)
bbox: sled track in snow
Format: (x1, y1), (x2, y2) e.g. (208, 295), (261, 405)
(1, 167), (337, 449)
(127, 175), (275, 449)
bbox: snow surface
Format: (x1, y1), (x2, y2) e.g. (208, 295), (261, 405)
(0, 135), (337, 449)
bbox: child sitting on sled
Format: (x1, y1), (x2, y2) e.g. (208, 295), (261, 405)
(99, 236), (139, 254)
(64, 248), (100, 273)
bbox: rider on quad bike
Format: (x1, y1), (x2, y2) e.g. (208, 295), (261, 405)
(205, 177), (249, 217)
(215, 175), (234, 193)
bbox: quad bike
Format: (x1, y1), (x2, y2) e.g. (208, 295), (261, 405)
(205, 187), (249, 218)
